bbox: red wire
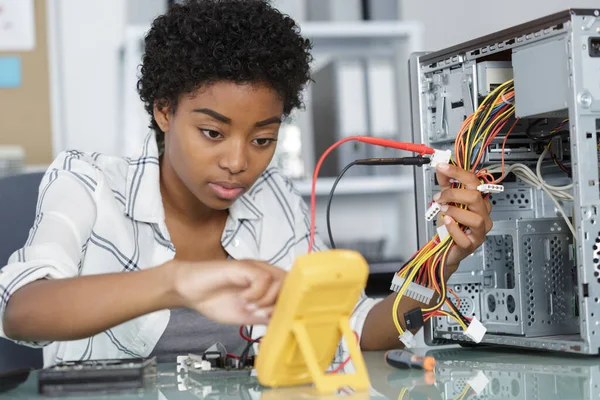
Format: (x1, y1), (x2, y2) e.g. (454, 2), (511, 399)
(308, 136), (435, 252)
(308, 137), (354, 252)
(330, 357), (352, 374)
(329, 331), (359, 374)
(227, 353), (239, 359)
(239, 325), (254, 342)
(417, 263), (427, 285)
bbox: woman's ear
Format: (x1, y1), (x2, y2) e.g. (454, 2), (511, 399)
(153, 100), (171, 133)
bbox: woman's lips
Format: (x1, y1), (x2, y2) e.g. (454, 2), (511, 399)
(208, 182), (244, 200)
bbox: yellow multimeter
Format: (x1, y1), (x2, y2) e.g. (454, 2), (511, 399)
(255, 250), (371, 394)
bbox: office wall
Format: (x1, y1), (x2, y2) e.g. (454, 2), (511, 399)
(0, 0), (53, 165)
(49, 0), (126, 157)
(126, 0), (165, 25)
(399, 0), (600, 51)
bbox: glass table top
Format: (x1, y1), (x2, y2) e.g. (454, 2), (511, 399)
(4, 346), (600, 399)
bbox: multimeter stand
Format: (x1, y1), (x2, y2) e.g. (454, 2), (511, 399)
(292, 317), (369, 393)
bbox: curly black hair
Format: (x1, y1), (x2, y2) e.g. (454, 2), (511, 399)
(137, 0), (313, 150)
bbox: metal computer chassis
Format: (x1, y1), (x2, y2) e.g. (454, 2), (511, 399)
(408, 9), (600, 354)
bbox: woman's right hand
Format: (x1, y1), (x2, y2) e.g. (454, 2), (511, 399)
(170, 259), (286, 326)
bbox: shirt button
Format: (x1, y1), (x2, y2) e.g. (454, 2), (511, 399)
(233, 239), (240, 247)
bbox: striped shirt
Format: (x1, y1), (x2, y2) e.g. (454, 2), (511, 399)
(0, 133), (380, 367)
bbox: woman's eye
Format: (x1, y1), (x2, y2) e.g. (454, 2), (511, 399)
(253, 138), (276, 147)
(201, 129), (222, 139)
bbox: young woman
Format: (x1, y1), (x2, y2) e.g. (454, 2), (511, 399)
(0, 0), (492, 366)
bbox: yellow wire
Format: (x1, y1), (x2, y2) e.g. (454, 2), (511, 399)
(434, 310), (468, 330)
(454, 384), (471, 400)
(464, 81), (512, 155)
(392, 78), (516, 339)
(397, 388), (408, 400)
(464, 80), (514, 168)
(393, 237), (454, 334)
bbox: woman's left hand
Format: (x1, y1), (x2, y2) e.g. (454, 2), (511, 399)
(433, 163), (493, 273)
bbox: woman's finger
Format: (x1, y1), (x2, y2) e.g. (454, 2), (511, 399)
(442, 205), (492, 234)
(435, 163), (481, 191)
(442, 215), (473, 251)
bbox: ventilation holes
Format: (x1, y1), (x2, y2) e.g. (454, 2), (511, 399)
(511, 380), (520, 397)
(454, 378), (469, 393)
(485, 235), (515, 288)
(465, 283), (480, 300)
(450, 296), (474, 316)
(488, 295), (496, 312)
(545, 236), (569, 323)
(502, 191), (532, 208)
(594, 232), (600, 283)
(491, 378), (500, 395)
(495, 190), (531, 209)
(507, 295), (516, 314)
(525, 237), (535, 326)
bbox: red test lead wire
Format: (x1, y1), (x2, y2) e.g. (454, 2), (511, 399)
(307, 136), (435, 253)
(356, 137), (434, 155)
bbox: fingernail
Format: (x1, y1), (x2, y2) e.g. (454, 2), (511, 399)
(253, 309), (268, 318)
(441, 204), (449, 212)
(437, 163), (450, 171)
(444, 215), (453, 225)
(433, 192), (441, 202)
(465, 229), (472, 235)
(245, 303), (258, 311)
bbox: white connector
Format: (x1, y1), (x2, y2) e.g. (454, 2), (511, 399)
(467, 371), (490, 394)
(464, 316), (487, 343)
(429, 149), (452, 168)
(477, 184), (504, 194)
(436, 225), (449, 241)
(390, 275), (435, 304)
(399, 330), (416, 348)
(425, 201), (441, 221)
(200, 360), (212, 371)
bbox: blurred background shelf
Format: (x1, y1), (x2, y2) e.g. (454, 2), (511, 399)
(294, 175), (413, 196)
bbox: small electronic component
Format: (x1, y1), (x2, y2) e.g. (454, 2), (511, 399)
(466, 370), (490, 394)
(476, 184), (504, 193)
(436, 225), (449, 241)
(398, 330), (417, 348)
(177, 354), (252, 380)
(425, 201), (441, 221)
(464, 317), (487, 343)
(429, 149), (452, 168)
(203, 343), (228, 368)
(384, 350), (436, 371)
(404, 308), (425, 331)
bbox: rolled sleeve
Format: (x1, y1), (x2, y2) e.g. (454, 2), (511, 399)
(0, 155), (99, 346)
(338, 293), (382, 371)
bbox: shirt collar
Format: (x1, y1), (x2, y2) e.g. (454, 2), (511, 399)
(124, 133), (262, 224)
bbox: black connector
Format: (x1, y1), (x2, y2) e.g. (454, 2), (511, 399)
(204, 351), (225, 368)
(404, 308), (424, 330)
(355, 157), (431, 166)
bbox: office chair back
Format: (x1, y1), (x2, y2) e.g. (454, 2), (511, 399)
(0, 172), (45, 372)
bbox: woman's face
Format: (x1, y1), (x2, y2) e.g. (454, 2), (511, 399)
(155, 81), (283, 210)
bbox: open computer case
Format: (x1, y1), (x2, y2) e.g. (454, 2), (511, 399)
(409, 9), (600, 354)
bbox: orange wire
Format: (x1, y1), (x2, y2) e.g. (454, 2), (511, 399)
(448, 287), (461, 309)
